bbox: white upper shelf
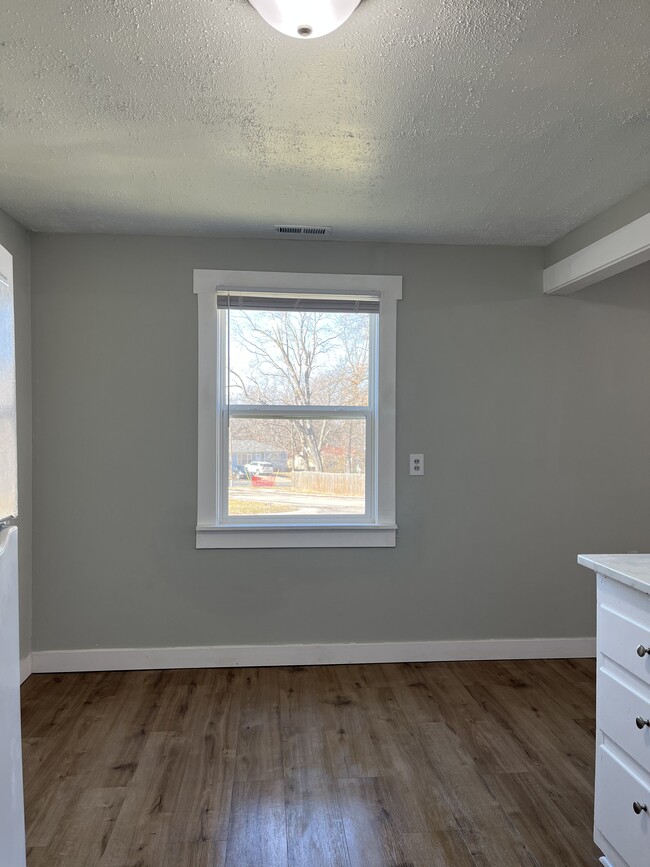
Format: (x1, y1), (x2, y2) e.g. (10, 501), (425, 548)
(543, 212), (650, 295)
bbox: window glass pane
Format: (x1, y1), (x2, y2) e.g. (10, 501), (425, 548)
(227, 309), (370, 407)
(228, 417), (366, 517)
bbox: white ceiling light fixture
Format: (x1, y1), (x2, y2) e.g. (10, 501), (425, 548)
(248, 0), (361, 39)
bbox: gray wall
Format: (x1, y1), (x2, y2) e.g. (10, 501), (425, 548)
(548, 180), (650, 265)
(29, 234), (650, 652)
(0, 209), (32, 659)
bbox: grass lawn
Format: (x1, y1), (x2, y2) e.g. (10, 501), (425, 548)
(228, 499), (298, 515)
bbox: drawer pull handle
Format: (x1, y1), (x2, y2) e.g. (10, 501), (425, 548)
(633, 801), (648, 815)
(636, 716), (650, 729)
(636, 645), (650, 658)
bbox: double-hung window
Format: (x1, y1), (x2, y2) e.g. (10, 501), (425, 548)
(194, 270), (401, 548)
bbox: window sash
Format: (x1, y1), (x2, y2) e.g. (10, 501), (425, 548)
(217, 310), (378, 526)
(228, 405), (370, 419)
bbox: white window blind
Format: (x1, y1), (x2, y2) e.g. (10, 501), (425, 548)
(216, 291), (380, 313)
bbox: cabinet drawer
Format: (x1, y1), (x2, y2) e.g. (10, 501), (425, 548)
(599, 669), (650, 770)
(599, 604), (650, 686)
(596, 745), (650, 867)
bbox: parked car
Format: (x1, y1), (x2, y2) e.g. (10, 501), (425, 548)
(231, 464), (247, 479)
(244, 461), (274, 476)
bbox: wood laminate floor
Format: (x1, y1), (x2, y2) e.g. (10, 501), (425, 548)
(21, 659), (601, 866)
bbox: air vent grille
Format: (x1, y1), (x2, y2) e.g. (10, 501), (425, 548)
(274, 225), (332, 239)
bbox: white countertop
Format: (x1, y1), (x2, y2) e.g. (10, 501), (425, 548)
(578, 553), (650, 595)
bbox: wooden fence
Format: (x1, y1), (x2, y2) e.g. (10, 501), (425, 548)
(291, 472), (365, 497)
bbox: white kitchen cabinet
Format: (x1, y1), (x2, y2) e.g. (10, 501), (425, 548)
(579, 554), (650, 867)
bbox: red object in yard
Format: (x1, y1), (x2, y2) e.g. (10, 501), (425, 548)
(251, 474), (276, 487)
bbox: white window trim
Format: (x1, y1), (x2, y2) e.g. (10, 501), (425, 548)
(194, 269), (401, 548)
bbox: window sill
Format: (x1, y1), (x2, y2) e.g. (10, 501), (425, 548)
(195, 524), (397, 549)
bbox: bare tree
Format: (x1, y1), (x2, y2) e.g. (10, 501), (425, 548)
(228, 310), (369, 472)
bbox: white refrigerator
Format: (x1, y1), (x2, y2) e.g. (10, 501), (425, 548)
(0, 241), (26, 866)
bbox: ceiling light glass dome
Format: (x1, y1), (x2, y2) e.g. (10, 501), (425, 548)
(249, 0), (361, 39)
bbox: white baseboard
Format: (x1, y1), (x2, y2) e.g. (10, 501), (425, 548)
(20, 654), (32, 684)
(30, 637), (596, 674)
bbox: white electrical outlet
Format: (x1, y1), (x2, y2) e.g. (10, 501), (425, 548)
(410, 454), (424, 476)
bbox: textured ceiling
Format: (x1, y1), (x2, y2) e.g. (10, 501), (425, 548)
(0, 0), (649, 244)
